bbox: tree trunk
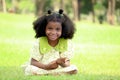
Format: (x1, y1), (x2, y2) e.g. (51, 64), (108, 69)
(78, 0), (81, 20)
(72, 0), (79, 21)
(91, 0), (95, 22)
(0, 0), (3, 12)
(12, 0), (19, 13)
(60, 0), (64, 10)
(0, 0), (7, 13)
(35, 0), (46, 16)
(107, 0), (115, 25)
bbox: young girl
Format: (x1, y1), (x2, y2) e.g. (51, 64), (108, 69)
(23, 9), (78, 75)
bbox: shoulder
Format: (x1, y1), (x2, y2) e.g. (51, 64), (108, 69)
(32, 37), (47, 48)
(67, 39), (74, 49)
(33, 37), (47, 44)
(59, 38), (74, 47)
(58, 38), (74, 52)
(30, 38), (40, 51)
(67, 39), (73, 45)
(32, 38), (39, 46)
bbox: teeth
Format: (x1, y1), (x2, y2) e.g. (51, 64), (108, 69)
(51, 37), (56, 39)
(50, 35), (56, 37)
(50, 36), (57, 39)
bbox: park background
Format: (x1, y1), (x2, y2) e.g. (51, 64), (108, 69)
(0, 0), (120, 80)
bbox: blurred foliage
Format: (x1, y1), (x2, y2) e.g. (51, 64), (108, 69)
(1, 0), (120, 24)
(5, 0), (35, 13)
(19, 0), (35, 13)
(4, 0), (120, 14)
(43, 0), (52, 12)
(116, 0), (120, 9)
(81, 0), (92, 14)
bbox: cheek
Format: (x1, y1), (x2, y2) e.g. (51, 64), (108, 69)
(59, 31), (62, 36)
(45, 29), (50, 34)
(59, 29), (62, 35)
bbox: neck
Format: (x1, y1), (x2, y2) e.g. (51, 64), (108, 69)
(48, 39), (59, 47)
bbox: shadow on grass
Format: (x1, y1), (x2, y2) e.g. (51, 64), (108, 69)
(0, 67), (120, 80)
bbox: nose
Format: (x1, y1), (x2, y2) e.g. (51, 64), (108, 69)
(51, 29), (56, 34)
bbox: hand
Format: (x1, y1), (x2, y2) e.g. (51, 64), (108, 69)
(44, 60), (58, 70)
(56, 58), (70, 67)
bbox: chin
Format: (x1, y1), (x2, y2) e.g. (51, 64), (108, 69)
(50, 39), (58, 41)
(49, 37), (58, 41)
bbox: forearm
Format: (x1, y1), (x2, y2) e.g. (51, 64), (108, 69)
(60, 60), (70, 67)
(64, 58), (70, 67)
(31, 58), (46, 69)
(56, 58), (70, 67)
(31, 58), (58, 70)
(64, 61), (70, 67)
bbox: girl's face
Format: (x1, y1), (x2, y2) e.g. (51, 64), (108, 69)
(45, 21), (62, 42)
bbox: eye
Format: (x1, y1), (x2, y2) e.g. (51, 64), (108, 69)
(56, 28), (61, 31)
(48, 27), (53, 30)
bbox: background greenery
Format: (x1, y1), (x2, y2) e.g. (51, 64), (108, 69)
(0, 13), (120, 80)
(3, 0), (120, 24)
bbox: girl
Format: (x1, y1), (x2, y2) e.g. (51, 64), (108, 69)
(23, 9), (78, 75)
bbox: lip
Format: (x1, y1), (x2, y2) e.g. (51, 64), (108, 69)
(48, 35), (57, 40)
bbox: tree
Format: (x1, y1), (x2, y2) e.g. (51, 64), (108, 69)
(0, 0), (7, 13)
(107, 0), (115, 25)
(12, 0), (19, 13)
(81, 0), (95, 22)
(116, 0), (120, 24)
(78, 0), (81, 20)
(91, 0), (95, 22)
(60, 0), (64, 10)
(35, 0), (46, 16)
(72, 0), (79, 21)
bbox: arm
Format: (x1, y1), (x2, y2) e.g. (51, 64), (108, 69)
(30, 40), (58, 70)
(58, 40), (74, 67)
(56, 58), (70, 67)
(31, 58), (58, 70)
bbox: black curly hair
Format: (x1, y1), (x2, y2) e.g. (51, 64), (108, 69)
(33, 9), (75, 39)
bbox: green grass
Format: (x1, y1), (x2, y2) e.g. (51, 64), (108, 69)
(0, 12), (120, 80)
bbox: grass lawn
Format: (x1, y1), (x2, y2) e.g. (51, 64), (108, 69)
(0, 13), (120, 80)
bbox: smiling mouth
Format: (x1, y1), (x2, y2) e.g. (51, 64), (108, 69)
(50, 36), (57, 38)
(49, 35), (57, 39)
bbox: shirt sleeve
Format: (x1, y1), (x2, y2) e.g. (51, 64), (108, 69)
(30, 39), (43, 61)
(60, 40), (74, 59)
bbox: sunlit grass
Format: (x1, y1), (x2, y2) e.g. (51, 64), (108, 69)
(0, 13), (120, 80)
(72, 21), (120, 77)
